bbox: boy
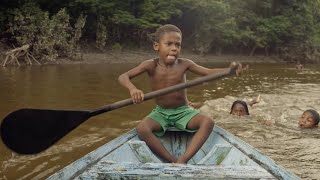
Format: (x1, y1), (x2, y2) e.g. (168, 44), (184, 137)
(118, 24), (241, 163)
(298, 109), (319, 128)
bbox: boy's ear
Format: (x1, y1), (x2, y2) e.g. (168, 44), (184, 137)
(153, 42), (159, 51)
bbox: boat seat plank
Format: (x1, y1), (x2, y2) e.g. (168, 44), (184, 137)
(76, 162), (276, 180)
(197, 144), (232, 165)
(128, 140), (162, 163)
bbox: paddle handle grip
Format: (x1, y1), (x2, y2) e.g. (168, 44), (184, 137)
(90, 68), (235, 117)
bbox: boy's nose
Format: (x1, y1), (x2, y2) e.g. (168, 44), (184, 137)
(171, 45), (178, 51)
(298, 121), (304, 126)
(171, 47), (177, 51)
(299, 119), (305, 124)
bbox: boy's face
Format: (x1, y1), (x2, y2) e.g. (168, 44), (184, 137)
(153, 32), (182, 65)
(298, 111), (317, 128)
(231, 104), (248, 116)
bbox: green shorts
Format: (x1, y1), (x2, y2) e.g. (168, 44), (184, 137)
(147, 105), (200, 137)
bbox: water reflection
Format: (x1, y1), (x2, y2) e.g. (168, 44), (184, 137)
(0, 63), (319, 179)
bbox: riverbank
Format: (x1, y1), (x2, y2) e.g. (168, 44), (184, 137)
(0, 46), (283, 65)
(62, 49), (283, 64)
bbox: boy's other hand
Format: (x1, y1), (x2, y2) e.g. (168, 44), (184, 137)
(188, 101), (204, 109)
(230, 62), (243, 75)
(130, 88), (144, 104)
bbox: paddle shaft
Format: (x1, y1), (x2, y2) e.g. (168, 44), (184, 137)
(90, 68), (234, 117)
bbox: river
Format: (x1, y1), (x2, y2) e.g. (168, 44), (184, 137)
(0, 62), (319, 179)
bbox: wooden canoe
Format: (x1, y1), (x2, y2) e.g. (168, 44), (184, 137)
(47, 125), (300, 180)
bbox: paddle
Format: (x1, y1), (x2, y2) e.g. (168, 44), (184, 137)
(0, 67), (236, 154)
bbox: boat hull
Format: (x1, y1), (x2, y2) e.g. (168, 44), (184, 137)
(47, 126), (300, 180)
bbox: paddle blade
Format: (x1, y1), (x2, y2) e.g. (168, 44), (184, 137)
(0, 108), (90, 154)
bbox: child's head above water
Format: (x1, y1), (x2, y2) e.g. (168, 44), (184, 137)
(298, 109), (319, 128)
(230, 100), (250, 116)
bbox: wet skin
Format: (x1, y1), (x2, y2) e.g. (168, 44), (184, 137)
(298, 111), (317, 128)
(118, 30), (240, 164)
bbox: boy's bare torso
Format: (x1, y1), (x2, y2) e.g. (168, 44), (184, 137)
(145, 58), (192, 108)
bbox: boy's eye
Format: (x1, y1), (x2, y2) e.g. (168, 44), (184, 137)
(307, 118), (314, 122)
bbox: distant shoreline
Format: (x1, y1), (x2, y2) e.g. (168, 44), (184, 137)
(0, 46), (284, 66)
(60, 49), (283, 65)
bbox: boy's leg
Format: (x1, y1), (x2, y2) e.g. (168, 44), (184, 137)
(136, 117), (177, 163)
(177, 114), (214, 163)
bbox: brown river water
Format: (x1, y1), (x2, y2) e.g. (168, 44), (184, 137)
(0, 62), (319, 179)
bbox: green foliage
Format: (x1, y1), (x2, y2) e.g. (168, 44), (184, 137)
(111, 42), (122, 51)
(183, 0), (237, 55)
(10, 4), (86, 62)
(1, 0), (320, 63)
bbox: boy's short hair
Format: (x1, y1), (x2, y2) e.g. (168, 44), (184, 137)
(305, 109), (320, 125)
(153, 24), (182, 42)
(230, 100), (250, 115)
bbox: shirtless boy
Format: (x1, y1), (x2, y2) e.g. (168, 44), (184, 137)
(118, 24), (241, 163)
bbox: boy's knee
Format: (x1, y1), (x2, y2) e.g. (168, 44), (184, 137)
(136, 122), (152, 139)
(202, 117), (214, 129)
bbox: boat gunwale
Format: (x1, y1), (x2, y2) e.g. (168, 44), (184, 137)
(47, 129), (137, 180)
(47, 126), (300, 180)
(214, 126), (300, 180)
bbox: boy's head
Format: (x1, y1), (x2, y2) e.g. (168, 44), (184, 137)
(298, 109), (319, 128)
(153, 24), (182, 64)
(153, 24), (182, 43)
(230, 100), (250, 116)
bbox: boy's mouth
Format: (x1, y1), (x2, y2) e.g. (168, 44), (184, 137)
(298, 122), (305, 128)
(167, 55), (176, 60)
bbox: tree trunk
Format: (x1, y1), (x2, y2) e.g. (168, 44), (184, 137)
(249, 45), (257, 56)
(265, 47), (269, 56)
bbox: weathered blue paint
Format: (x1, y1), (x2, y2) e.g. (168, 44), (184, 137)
(47, 126), (300, 180)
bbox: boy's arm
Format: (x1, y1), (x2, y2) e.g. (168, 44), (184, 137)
(187, 60), (242, 76)
(118, 61), (150, 103)
(247, 94), (261, 106)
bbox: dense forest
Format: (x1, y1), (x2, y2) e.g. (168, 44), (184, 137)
(1, 0), (320, 63)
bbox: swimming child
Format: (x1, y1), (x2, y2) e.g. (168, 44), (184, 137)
(230, 95), (261, 116)
(118, 24), (242, 163)
(298, 109), (319, 128)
